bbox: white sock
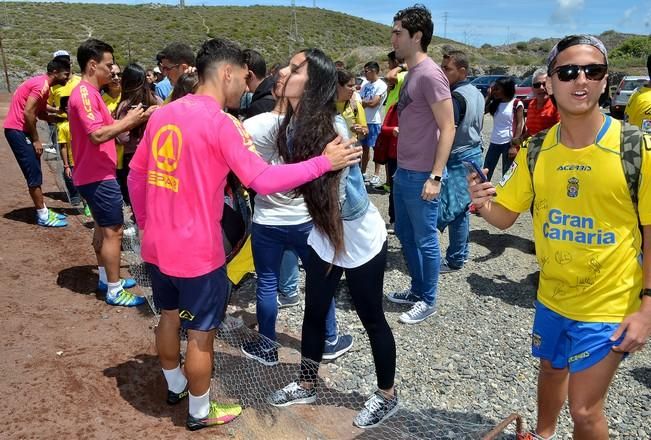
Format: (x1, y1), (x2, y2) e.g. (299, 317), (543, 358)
(162, 365), (187, 394)
(36, 207), (49, 221)
(98, 266), (108, 284)
(107, 281), (122, 299)
(189, 389), (211, 419)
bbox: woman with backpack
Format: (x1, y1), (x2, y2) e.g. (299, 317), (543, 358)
(483, 77), (525, 181)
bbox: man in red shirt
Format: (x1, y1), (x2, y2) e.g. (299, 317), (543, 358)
(68, 38), (155, 307)
(522, 67), (560, 138)
(4, 58), (71, 227)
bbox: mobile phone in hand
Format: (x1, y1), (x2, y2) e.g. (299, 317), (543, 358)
(462, 160), (488, 183)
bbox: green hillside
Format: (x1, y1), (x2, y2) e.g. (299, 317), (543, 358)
(0, 2), (418, 80)
(0, 2), (647, 89)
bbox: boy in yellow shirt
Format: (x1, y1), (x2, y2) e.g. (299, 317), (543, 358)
(468, 35), (651, 440)
(624, 54), (651, 133)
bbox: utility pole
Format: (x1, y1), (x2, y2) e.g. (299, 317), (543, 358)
(288, 0), (301, 57)
(179, 0), (185, 8)
(0, 35), (9, 92)
(443, 11), (448, 39)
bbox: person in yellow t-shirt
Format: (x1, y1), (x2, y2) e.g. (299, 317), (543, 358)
(468, 35), (651, 440)
(335, 69), (368, 141)
(624, 55), (651, 133)
(384, 50), (407, 113)
(102, 63), (122, 114)
(47, 54), (83, 206)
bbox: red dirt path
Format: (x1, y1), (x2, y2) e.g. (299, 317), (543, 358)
(0, 93), (367, 440)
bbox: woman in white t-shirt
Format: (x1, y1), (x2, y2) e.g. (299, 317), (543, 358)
(267, 49), (398, 429)
(242, 75), (351, 366)
(483, 77), (525, 181)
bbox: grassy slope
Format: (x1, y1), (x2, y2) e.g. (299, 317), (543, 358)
(0, 2), (646, 83)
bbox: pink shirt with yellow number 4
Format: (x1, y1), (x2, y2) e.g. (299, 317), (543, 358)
(129, 94), (333, 278)
(68, 80), (117, 186)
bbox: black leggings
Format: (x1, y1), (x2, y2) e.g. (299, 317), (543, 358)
(300, 241), (396, 390)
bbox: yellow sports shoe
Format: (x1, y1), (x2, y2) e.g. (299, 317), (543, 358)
(186, 401), (242, 431)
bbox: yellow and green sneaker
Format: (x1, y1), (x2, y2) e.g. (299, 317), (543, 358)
(186, 401), (242, 431)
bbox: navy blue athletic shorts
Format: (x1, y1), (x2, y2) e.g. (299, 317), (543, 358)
(5, 128), (42, 188)
(147, 263), (229, 331)
(77, 179), (124, 227)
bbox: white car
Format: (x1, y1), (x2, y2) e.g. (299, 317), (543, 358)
(610, 75), (650, 119)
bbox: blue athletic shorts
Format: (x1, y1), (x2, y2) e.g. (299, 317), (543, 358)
(5, 128), (42, 188)
(361, 123), (381, 148)
(531, 301), (626, 373)
(77, 179), (124, 227)
(147, 264), (229, 331)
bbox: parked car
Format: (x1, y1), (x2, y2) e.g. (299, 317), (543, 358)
(515, 75), (534, 113)
(470, 75), (510, 97)
(610, 76), (650, 119)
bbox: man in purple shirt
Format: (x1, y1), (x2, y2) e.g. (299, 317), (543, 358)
(386, 4), (455, 324)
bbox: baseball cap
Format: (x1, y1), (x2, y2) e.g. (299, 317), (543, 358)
(53, 50), (70, 58)
(547, 35), (608, 73)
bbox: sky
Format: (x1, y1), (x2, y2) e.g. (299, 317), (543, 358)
(24, 0), (651, 46)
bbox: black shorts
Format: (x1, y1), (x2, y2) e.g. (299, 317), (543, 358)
(77, 179), (124, 227)
(147, 264), (229, 331)
(5, 129), (42, 188)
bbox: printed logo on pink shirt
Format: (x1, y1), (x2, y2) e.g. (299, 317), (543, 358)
(80, 86), (95, 121)
(148, 124), (183, 192)
(225, 112), (256, 152)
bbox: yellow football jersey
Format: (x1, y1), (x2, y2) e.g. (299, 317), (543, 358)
(494, 117), (651, 322)
(625, 86), (651, 133)
(102, 92), (121, 115)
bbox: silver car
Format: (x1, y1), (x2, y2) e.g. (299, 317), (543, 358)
(610, 75), (650, 119)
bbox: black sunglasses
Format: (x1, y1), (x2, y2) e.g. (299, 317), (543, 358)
(532, 81), (545, 89)
(552, 64), (608, 82)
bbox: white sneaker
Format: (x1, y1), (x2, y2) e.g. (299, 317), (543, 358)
(399, 301), (436, 324)
(369, 175), (382, 186)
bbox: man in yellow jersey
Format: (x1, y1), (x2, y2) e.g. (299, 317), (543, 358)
(48, 51), (82, 206)
(624, 54), (651, 133)
(468, 35), (651, 440)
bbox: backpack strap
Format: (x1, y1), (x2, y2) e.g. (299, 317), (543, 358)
(619, 122), (645, 215)
(525, 128), (550, 176)
(524, 128), (551, 207)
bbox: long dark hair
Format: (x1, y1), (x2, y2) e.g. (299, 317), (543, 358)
(487, 77), (516, 115)
(277, 49), (344, 255)
(119, 63), (158, 140)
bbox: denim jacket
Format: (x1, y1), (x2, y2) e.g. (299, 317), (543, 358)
(335, 115), (370, 221)
(287, 116), (369, 222)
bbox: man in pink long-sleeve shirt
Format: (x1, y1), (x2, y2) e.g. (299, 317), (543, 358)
(128, 37), (361, 431)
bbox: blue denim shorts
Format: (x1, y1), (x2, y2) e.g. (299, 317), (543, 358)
(77, 179), (124, 227)
(5, 129), (42, 188)
(361, 123), (381, 148)
(147, 264), (229, 331)
(531, 301), (626, 373)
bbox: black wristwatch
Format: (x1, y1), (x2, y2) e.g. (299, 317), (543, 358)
(428, 174), (442, 182)
(640, 288), (651, 299)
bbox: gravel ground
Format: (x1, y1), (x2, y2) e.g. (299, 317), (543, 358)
(224, 116), (651, 439)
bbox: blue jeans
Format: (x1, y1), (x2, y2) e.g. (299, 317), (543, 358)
(483, 141), (512, 181)
(439, 146), (482, 268)
(278, 250), (299, 295)
(393, 168), (441, 306)
(446, 210), (469, 268)
(251, 222), (337, 342)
